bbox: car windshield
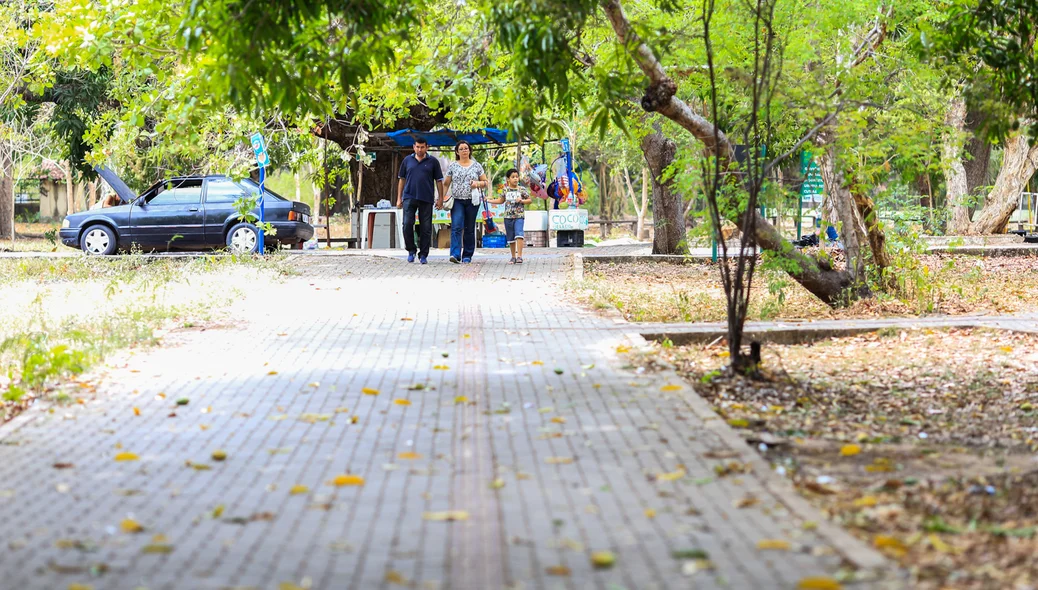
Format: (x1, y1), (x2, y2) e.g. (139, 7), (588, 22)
(239, 179), (288, 202)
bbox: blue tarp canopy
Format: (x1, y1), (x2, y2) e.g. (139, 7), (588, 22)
(384, 128), (513, 148)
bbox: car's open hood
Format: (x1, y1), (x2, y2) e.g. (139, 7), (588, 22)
(94, 165), (137, 204)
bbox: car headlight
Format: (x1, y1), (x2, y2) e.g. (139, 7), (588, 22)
(61, 219), (70, 228)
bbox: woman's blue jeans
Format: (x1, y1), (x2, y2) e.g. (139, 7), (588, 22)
(450, 199), (480, 260)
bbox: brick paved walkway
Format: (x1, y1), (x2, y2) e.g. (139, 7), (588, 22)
(0, 251), (895, 590)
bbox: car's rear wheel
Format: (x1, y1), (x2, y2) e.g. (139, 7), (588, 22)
(227, 223), (259, 254)
(80, 224), (117, 255)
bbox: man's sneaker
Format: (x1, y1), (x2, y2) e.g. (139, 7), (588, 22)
(462, 258), (472, 264)
(407, 252), (416, 263)
(449, 256), (460, 264)
(420, 256), (428, 265)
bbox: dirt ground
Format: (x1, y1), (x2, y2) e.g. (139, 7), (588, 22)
(577, 255), (1038, 322)
(659, 328), (1038, 590)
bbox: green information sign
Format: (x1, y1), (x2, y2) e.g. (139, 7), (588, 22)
(800, 155), (824, 202)
(796, 151), (825, 239)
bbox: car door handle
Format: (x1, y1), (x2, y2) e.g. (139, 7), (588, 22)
(189, 207), (199, 211)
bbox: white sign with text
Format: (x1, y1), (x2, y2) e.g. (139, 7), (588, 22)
(549, 208), (588, 231)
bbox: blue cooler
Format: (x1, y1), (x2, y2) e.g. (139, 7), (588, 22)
(482, 233), (507, 248)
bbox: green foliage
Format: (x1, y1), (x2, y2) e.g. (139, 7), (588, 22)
(925, 0), (1038, 139)
(1, 332), (89, 399)
(180, 1), (418, 115)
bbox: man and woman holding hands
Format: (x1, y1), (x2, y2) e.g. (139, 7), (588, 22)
(396, 138), (530, 264)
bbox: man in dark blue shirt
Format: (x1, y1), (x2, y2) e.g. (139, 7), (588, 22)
(396, 137), (444, 264)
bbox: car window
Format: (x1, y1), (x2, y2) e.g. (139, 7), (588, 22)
(239, 178), (288, 202)
(205, 178), (246, 204)
(150, 180), (202, 206)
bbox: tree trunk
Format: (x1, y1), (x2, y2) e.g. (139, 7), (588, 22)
(964, 104), (992, 197)
(852, 188), (892, 274)
(0, 141), (12, 241)
(971, 133), (1038, 234)
(88, 181), (97, 209)
(640, 131), (687, 255)
(819, 144), (867, 283)
(65, 165), (75, 215)
(640, 167), (650, 239)
(943, 96), (973, 234)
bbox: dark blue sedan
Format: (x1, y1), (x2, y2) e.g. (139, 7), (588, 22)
(60, 169), (314, 255)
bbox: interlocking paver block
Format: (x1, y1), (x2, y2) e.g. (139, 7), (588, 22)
(0, 250), (897, 590)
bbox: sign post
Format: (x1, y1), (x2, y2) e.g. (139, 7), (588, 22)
(250, 132), (270, 254)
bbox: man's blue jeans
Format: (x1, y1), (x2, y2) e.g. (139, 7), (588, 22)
(450, 199), (480, 260)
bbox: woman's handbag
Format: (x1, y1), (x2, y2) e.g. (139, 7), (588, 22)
(441, 190), (454, 211)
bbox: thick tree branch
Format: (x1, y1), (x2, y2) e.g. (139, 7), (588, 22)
(601, 0), (735, 162)
(600, 0), (855, 306)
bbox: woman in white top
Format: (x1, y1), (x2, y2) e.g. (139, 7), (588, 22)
(441, 141), (489, 263)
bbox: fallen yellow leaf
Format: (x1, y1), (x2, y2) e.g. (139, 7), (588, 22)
(840, 444), (862, 456)
(432, 365), (449, 370)
(423, 510), (469, 521)
(928, 533), (953, 554)
(68, 585), (94, 590)
(854, 495), (878, 507)
(267, 370), (278, 376)
(756, 539), (791, 550)
(615, 345), (631, 353)
(531, 360), (544, 366)
(394, 399), (412, 406)
(545, 565), (571, 576)
(114, 452), (139, 462)
(660, 384), (682, 392)
(120, 519), (144, 533)
(1001, 346), (1014, 352)
(397, 452), (422, 460)
(141, 544), (174, 554)
(289, 485), (309, 495)
(590, 550), (616, 568)
(550, 416), (566, 424)
(644, 508), (656, 518)
(657, 468), (686, 482)
(331, 474), (365, 487)
(132, 407), (140, 416)
(796, 577), (842, 590)
(545, 457), (574, 464)
(362, 387), (380, 395)
(873, 535), (907, 556)
(454, 396), (468, 404)
(385, 570), (409, 585)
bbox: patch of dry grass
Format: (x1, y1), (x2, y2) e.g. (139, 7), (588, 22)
(0, 255), (290, 422)
(0, 222), (64, 252)
(576, 255), (1038, 322)
(662, 328), (1038, 589)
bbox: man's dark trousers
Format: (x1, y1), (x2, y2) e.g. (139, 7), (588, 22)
(403, 198), (433, 257)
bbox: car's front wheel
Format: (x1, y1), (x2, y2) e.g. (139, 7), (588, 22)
(80, 224), (117, 255)
(226, 222), (259, 254)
